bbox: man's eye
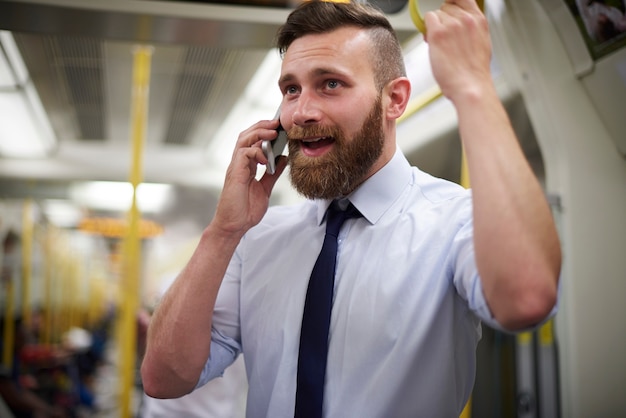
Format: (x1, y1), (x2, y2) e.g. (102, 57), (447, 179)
(286, 86), (298, 95)
(326, 80), (339, 89)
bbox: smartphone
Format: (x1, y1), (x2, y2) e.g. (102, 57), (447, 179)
(261, 108), (288, 175)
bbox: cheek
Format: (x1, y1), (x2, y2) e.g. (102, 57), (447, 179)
(279, 102), (294, 130)
(331, 98), (372, 134)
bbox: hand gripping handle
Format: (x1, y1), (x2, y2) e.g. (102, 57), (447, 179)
(408, 0), (486, 34)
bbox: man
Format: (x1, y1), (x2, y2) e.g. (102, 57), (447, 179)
(141, 1), (561, 417)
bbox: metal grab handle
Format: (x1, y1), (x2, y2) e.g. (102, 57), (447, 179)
(408, 0), (485, 34)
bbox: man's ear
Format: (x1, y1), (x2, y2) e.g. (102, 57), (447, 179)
(384, 77), (411, 120)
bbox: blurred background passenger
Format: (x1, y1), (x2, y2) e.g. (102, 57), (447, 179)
(0, 317), (69, 418)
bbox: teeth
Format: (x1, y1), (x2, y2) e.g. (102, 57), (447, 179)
(302, 137), (325, 143)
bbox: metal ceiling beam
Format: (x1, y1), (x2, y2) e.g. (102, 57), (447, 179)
(0, 0), (416, 47)
(0, 0), (286, 47)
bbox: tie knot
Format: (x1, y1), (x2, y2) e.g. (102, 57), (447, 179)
(325, 201), (361, 238)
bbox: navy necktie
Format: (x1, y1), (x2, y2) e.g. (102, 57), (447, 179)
(295, 201), (361, 418)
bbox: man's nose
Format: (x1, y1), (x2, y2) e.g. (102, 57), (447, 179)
(291, 92), (323, 126)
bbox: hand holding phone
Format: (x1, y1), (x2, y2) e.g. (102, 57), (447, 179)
(261, 108), (288, 175)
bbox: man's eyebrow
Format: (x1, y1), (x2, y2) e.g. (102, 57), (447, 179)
(278, 73), (295, 86)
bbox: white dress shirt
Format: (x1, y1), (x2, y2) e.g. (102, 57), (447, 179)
(197, 149), (509, 418)
(143, 355), (247, 417)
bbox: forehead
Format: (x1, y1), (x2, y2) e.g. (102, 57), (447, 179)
(280, 26), (375, 81)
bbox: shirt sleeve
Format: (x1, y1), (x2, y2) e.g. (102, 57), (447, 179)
(195, 242), (244, 388)
(450, 206), (506, 331)
(451, 200), (559, 333)
(195, 329), (242, 388)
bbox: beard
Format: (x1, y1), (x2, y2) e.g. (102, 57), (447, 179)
(287, 96), (384, 200)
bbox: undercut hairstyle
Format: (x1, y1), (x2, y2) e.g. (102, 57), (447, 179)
(276, 0), (407, 91)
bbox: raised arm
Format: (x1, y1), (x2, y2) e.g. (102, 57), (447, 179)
(425, 0), (561, 330)
(140, 119), (287, 398)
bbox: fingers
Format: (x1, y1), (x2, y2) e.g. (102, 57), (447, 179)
(425, 0), (487, 41)
(441, 0), (482, 13)
(423, 0), (491, 102)
(233, 119), (281, 155)
(214, 119), (287, 234)
(425, 0), (484, 31)
(228, 119), (288, 188)
(227, 119), (281, 175)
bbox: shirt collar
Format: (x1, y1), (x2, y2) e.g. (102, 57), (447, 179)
(315, 148), (412, 225)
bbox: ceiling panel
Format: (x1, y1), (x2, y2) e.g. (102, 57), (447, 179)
(0, 0), (459, 195)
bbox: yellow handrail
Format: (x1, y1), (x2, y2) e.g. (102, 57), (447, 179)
(21, 199), (34, 329)
(409, 0), (485, 35)
(2, 281), (15, 368)
(41, 226), (53, 345)
(396, 84), (443, 124)
(118, 45), (152, 418)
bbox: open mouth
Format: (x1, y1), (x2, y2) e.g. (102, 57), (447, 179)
(301, 136), (335, 150)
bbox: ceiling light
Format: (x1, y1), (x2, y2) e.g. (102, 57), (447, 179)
(69, 181), (173, 214)
(0, 46), (16, 87)
(0, 90), (56, 158)
(0, 31), (56, 158)
(0, 31), (27, 87)
(43, 199), (84, 228)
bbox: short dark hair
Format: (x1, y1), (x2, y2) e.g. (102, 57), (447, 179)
(276, 0), (406, 90)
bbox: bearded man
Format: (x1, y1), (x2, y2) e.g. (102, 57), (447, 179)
(141, 1), (561, 417)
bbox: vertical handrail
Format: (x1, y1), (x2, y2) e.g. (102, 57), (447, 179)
(118, 45), (152, 418)
(41, 226), (53, 345)
(2, 282), (15, 368)
(21, 199), (33, 329)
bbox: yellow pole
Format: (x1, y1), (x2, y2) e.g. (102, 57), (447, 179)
(69, 263), (76, 329)
(51, 251), (60, 344)
(539, 319), (554, 347)
(2, 281), (15, 368)
(41, 226), (53, 345)
(21, 199), (34, 329)
(119, 45), (152, 418)
(58, 256), (68, 339)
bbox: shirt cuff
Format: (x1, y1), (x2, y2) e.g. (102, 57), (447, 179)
(195, 328), (242, 389)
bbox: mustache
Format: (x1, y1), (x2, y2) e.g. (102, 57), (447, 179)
(287, 125), (342, 140)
